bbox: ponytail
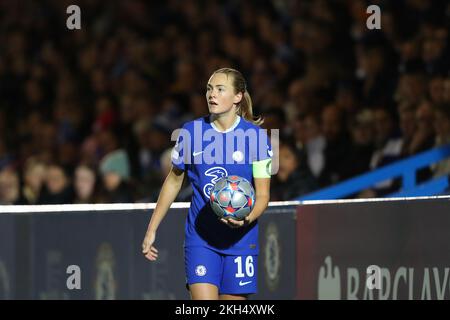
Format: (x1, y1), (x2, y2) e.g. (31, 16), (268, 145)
(238, 91), (263, 126)
(212, 68), (264, 126)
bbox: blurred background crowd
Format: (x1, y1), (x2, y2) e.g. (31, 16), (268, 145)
(0, 0), (449, 204)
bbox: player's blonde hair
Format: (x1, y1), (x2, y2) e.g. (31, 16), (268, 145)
(212, 68), (264, 126)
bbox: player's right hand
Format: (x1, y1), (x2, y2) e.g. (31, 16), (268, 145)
(142, 231), (158, 261)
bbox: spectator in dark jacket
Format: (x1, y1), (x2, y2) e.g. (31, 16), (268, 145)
(271, 141), (318, 201)
(38, 163), (74, 204)
(347, 109), (375, 178)
(319, 104), (353, 186)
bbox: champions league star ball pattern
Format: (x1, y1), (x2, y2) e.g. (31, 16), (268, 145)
(209, 176), (255, 220)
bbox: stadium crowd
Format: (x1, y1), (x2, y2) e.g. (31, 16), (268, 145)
(0, 0), (449, 204)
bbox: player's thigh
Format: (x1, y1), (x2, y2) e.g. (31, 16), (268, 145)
(219, 293), (248, 300)
(185, 246), (223, 297)
(219, 254), (258, 295)
(190, 283), (219, 300)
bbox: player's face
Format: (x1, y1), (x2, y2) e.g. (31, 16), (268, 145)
(206, 73), (242, 115)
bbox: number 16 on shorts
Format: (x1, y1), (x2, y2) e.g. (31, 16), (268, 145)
(231, 256), (257, 293)
(234, 256), (254, 279)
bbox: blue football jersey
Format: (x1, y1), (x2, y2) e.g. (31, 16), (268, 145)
(171, 115), (271, 255)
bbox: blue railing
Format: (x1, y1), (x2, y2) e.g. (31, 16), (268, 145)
(296, 144), (450, 201)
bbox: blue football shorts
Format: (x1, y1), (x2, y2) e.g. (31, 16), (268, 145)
(185, 246), (258, 295)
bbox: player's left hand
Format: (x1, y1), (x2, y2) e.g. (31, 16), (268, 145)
(220, 215), (253, 228)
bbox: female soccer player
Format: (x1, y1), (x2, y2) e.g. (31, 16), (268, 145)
(142, 68), (272, 300)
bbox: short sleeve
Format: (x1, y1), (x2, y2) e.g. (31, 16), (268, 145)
(255, 128), (272, 162)
(252, 128), (273, 178)
(171, 125), (191, 171)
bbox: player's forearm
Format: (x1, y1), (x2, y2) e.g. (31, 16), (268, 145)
(147, 171), (184, 233)
(248, 194), (270, 223)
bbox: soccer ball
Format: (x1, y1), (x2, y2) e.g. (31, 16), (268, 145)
(209, 175), (255, 220)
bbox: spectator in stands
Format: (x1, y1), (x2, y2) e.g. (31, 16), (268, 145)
(0, 0), (448, 202)
(133, 120), (171, 185)
(285, 79), (315, 120)
(396, 35), (422, 76)
(429, 75), (447, 105)
(432, 102), (450, 178)
(360, 107), (403, 197)
(271, 140), (318, 201)
(73, 164), (100, 204)
(0, 167), (25, 205)
(397, 103), (418, 158)
(145, 147), (192, 202)
(97, 130), (122, 163)
(370, 107), (403, 169)
(399, 100), (435, 185)
(395, 70), (428, 106)
(262, 107), (288, 139)
(319, 104), (353, 186)
(422, 24), (449, 76)
(356, 44), (395, 108)
(293, 112), (326, 181)
(347, 109), (375, 177)
(406, 100), (435, 157)
(22, 157), (47, 205)
(375, 101), (434, 197)
(335, 81), (360, 115)
(38, 164), (74, 204)
(99, 149), (134, 203)
(180, 92), (209, 123)
(79, 134), (101, 168)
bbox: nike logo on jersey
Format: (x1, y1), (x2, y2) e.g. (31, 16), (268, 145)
(193, 151), (204, 157)
(239, 280), (252, 286)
